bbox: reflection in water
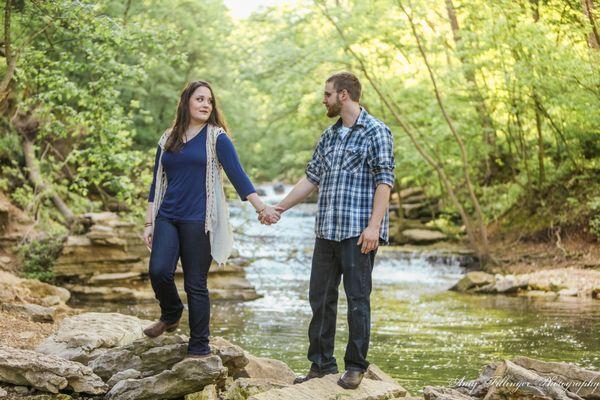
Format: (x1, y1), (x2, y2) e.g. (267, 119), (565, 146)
(83, 185), (600, 395)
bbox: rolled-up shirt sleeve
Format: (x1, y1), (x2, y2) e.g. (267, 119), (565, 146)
(305, 135), (326, 186)
(367, 125), (395, 187)
(148, 145), (161, 202)
(216, 134), (256, 201)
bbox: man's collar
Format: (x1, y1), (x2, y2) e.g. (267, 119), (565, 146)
(333, 106), (368, 130)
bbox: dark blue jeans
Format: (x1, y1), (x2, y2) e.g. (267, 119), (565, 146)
(148, 214), (212, 355)
(307, 237), (376, 373)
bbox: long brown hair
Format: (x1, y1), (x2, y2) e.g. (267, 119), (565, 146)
(165, 80), (229, 153)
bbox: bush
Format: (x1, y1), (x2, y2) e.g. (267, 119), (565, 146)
(588, 197), (600, 241)
(16, 236), (65, 283)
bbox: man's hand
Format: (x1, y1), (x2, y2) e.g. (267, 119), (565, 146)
(357, 224), (379, 254)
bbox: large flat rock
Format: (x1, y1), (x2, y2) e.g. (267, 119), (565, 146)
(36, 312), (152, 363)
(105, 356), (227, 400)
(0, 345), (107, 395)
(249, 373), (407, 400)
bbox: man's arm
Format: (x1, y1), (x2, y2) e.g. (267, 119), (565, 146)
(276, 177), (317, 212)
(359, 124), (396, 253)
(357, 183), (391, 254)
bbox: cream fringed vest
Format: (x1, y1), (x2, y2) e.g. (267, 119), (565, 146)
(150, 124), (234, 265)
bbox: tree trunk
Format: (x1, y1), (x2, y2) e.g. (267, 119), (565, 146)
(581, 0), (600, 49)
(445, 0), (498, 182)
(11, 109), (75, 226)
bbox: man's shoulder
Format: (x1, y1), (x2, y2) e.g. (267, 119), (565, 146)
(362, 112), (391, 137)
(315, 124), (336, 143)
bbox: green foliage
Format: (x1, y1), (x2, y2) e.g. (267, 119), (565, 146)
(0, 0), (598, 242)
(16, 235), (65, 283)
(588, 197), (600, 240)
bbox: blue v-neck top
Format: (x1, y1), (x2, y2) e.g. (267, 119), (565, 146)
(148, 125), (255, 221)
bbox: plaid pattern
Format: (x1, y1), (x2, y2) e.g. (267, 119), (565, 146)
(306, 107), (395, 242)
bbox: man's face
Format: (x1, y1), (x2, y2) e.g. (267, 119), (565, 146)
(323, 82), (342, 118)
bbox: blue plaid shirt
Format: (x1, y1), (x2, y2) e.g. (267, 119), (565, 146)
(306, 107), (395, 243)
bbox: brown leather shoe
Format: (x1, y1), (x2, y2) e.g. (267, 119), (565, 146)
(142, 319), (179, 338)
(293, 368), (339, 384)
(337, 370), (364, 389)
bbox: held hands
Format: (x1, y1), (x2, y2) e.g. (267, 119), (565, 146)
(357, 224), (379, 254)
(258, 204), (283, 225)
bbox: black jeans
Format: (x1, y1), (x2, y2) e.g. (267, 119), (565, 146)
(307, 236), (376, 373)
(148, 214), (212, 355)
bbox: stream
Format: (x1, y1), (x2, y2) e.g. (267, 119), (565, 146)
(85, 185), (600, 395)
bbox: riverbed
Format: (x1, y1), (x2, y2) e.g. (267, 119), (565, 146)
(87, 185), (600, 395)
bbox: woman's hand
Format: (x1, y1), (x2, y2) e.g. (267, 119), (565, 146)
(143, 225), (153, 251)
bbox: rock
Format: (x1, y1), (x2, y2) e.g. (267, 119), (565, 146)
(423, 386), (477, 399)
(105, 356), (227, 400)
(62, 283), (154, 303)
(106, 368), (142, 388)
(511, 356), (600, 399)
(53, 212), (147, 278)
(524, 268), (600, 297)
(224, 378), (286, 399)
(399, 187), (424, 199)
(401, 229), (447, 244)
(36, 312), (152, 363)
(248, 373), (407, 400)
(450, 271), (495, 293)
(0, 387), (6, 397)
(87, 271), (144, 286)
(209, 337), (249, 376)
(91, 335), (249, 382)
(273, 182), (285, 194)
(255, 188), (267, 197)
(89, 334), (189, 380)
(235, 353), (296, 384)
(40, 295), (63, 306)
(186, 384), (218, 400)
(517, 290), (558, 298)
(0, 270), (70, 305)
(493, 274), (529, 293)
(1, 302), (57, 323)
(558, 288), (579, 297)
(364, 364), (399, 385)
(401, 204), (433, 219)
(13, 385), (30, 394)
(18, 279), (71, 304)
(208, 275), (263, 301)
(484, 360), (584, 400)
(457, 362), (498, 398)
(0, 345), (107, 395)
(403, 194), (429, 204)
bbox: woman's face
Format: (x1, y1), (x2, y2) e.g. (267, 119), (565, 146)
(188, 85), (213, 124)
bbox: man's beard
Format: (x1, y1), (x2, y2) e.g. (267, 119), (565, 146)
(326, 98), (342, 118)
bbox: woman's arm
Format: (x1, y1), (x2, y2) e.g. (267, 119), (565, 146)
(216, 135), (279, 223)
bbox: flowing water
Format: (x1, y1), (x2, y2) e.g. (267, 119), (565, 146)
(87, 185), (600, 395)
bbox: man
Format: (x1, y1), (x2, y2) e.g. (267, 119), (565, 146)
(266, 72), (395, 389)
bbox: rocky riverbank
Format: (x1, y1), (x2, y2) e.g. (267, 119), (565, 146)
(450, 268), (600, 299)
(0, 307), (408, 400)
(53, 212), (261, 304)
(1, 307), (598, 399)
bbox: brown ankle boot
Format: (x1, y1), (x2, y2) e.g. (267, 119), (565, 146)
(293, 368), (339, 384)
(143, 319), (179, 338)
(337, 370), (364, 389)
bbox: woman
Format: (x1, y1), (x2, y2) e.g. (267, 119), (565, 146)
(142, 80), (279, 358)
